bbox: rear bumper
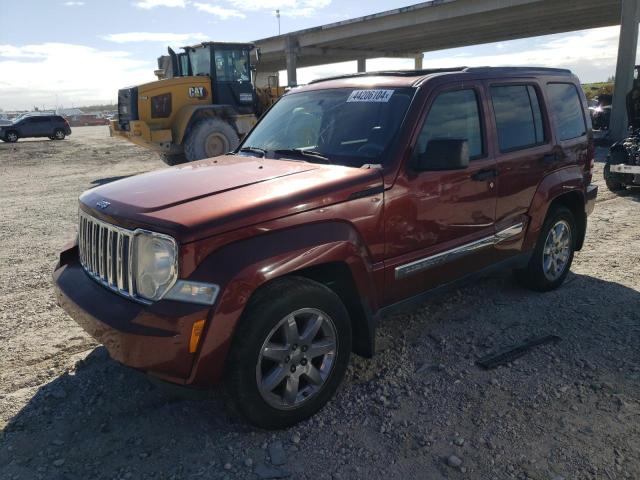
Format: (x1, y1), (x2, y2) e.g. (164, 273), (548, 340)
(585, 184), (598, 216)
(110, 120), (180, 154)
(610, 164), (640, 175)
(53, 246), (212, 385)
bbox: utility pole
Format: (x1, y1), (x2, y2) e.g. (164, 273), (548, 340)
(276, 9), (281, 35)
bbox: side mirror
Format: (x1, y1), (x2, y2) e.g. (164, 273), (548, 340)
(415, 138), (470, 171)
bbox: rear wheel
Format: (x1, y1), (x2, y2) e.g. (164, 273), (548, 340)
(226, 277), (352, 429)
(53, 129), (65, 140)
(183, 118), (239, 161)
(159, 153), (187, 166)
(5, 131), (18, 143)
(516, 206), (575, 292)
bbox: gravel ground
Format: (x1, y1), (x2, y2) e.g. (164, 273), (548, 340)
(0, 126), (639, 480)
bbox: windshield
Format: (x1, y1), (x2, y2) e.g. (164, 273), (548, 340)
(240, 87), (414, 167)
(214, 48), (250, 82)
(188, 47), (211, 76)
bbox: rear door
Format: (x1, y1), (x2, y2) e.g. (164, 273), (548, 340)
(487, 81), (555, 258)
(383, 82), (499, 304)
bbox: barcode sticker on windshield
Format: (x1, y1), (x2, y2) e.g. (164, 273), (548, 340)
(347, 89), (394, 103)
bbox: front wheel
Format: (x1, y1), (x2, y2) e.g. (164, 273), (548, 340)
(183, 118), (239, 161)
(226, 277), (352, 429)
(5, 131), (18, 143)
(516, 206), (576, 292)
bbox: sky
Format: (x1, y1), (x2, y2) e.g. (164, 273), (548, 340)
(0, 0), (633, 111)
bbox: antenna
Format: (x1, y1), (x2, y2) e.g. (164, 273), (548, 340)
(276, 9), (281, 35)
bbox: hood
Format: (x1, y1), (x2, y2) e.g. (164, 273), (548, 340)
(80, 155), (383, 243)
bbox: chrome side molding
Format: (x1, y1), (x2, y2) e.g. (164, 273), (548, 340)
(395, 222), (524, 280)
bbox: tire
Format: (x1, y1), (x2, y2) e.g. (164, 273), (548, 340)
(604, 163), (626, 192)
(5, 131), (18, 143)
(183, 118), (239, 162)
(159, 153), (187, 166)
(49, 136), (56, 140)
(516, 206), (576, 292)
(226, 276), (352, 429)
(53, 129), (65, 140)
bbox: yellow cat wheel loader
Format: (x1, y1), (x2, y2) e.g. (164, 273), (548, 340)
(109, 42), (284, 165)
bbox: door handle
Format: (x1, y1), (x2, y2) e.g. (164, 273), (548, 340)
(471, 169), (498, 181)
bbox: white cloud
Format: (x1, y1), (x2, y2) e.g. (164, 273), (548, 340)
(0, 43), (155, 111)
(63, 1), (85, 6)
(134, 0), (186, 9)
(192, 2), (245, 19)
(102, 32), (208, 44)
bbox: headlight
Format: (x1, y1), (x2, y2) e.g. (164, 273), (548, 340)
(134, 231), (178, 301)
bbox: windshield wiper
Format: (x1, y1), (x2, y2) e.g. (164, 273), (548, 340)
(273, 148), (332, 164)
(238, 146), (267, 157)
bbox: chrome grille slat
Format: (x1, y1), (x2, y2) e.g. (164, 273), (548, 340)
(78, 211), (146, 303)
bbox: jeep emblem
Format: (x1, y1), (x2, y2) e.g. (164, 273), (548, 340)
(96, 200), (110, 209)
(188, 87), (207, 98)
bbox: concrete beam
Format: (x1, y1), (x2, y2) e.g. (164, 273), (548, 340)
(610, 0), (640, 141)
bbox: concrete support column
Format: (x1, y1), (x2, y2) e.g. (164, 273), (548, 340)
(285, 36), (298, 87)
(611, 0), (640, 141)
(414, 54), (423, 70)
(357, 57), (366, 73)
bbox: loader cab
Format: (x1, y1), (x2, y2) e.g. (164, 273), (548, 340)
(184, 42), (255, 114)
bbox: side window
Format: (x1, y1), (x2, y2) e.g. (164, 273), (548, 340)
(490, 85), (545, 151)
(547, 83), (587, 141)
(415, 89), (483, 160)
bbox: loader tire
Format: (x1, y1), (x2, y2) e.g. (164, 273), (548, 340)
(184, 118), (239, 161)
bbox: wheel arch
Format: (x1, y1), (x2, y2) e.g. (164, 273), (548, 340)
(185, 221), (380, 386)
(524, 166), (587, 251)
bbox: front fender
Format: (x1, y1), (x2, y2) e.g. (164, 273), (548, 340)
(185, 221), (378, 386)
(524, 166), (585, 251)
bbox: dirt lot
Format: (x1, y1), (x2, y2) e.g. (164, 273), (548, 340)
(0, 126), (639, 480)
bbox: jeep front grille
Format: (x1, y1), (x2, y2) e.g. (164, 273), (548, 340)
(78, 211), (139, 301)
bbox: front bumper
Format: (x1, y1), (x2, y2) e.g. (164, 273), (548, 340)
(586, 184), (598, 216)
(109, 120), (179, 154)
(53, 245), (211, 384)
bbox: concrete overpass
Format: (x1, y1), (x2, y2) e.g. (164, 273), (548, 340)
(253, 0), (640, 141)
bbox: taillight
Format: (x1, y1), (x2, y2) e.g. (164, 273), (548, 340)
(584, 137), (595, 184)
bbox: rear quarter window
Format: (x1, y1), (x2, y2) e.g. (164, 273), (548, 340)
(546, 83), (587, 141)
(490, 84), (545, 151)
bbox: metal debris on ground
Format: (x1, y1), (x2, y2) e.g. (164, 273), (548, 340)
(476, 335), (561, 369)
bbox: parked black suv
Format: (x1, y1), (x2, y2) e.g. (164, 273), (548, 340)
(0, 115), (72, 142)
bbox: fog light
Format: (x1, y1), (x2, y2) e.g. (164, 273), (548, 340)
(189, 319), (206, 354)
(164, 280), (219, 305)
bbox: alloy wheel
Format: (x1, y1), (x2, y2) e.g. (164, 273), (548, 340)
(542, 219), (572, 281)
(256, 308), (337, 410)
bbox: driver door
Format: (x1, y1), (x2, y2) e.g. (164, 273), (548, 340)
(383, 83), (499, 304)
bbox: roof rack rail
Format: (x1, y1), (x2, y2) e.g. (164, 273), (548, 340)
(463, 66), (572, 75)
(308, 67), (468, 84)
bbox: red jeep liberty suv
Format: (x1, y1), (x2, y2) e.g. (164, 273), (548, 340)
(54, 67), (598, 428)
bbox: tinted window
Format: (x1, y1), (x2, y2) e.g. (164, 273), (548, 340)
(416, 89), (483, 158)
(547, 83), (586, 141)
(491, 85), (545, 151)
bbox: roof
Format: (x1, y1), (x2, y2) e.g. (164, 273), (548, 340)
(304, 66), (574, 88)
